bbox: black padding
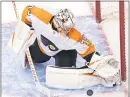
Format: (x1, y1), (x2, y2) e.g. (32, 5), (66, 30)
(41, 35), (51, 46)
(27, 24), (32, 27)
(29, 39), (51, 63)
(49, 16), (58, 31)
(40, 35), (59, 51)
(83, 52), (95, 63)
(53, 50), (77, 67)
(95, 52), (100, 56)
(83, 51), (100, 63)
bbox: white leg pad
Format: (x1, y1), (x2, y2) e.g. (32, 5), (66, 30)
(46, 66), (101, 89)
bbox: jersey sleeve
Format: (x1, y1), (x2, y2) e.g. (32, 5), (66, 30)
(21, 5), (53, 26)
(68, 28), (96, 62)
(78, 34), (96, 57)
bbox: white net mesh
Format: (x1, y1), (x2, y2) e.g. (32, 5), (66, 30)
(89, 2), (128, 96)
(89, 1), (128, 81)
(101, 2), (128, 82)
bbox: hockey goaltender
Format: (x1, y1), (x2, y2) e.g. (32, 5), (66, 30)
(8, 5), (121, 89)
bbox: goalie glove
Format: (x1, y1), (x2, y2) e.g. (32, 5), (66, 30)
(88, 55), (119, 78)
(87, 54), (121, 87)
(19, 29), (36, 55)
(8, 20), (36, 54)
(105, 56), (119, 69)
(19, 27), (36, 68)
(8, 21), (36, 68)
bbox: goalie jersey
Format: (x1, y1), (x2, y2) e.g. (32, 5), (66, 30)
(21, 5), (96, 61)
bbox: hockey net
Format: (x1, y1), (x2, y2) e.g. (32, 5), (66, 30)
(89, 1), (128, 94)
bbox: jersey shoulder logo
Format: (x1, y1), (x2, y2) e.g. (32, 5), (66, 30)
(27, 5), (35, 16)
(41, 35), (59, 51)
(48, 45), (57, 51)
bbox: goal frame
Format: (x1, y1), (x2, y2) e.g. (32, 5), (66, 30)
(95, 1), (127, 82)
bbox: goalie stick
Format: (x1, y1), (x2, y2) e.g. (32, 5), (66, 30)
(11, 1), (52, 96)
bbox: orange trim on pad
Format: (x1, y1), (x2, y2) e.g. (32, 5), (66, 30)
(83, 73), (98, 77)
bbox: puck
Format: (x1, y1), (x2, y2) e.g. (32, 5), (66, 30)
(86, 89), (93, 96)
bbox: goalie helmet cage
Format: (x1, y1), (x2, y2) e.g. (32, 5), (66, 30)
(94, 1), (127, 82)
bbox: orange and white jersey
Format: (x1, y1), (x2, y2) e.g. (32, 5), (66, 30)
(21, 5), (95, 58)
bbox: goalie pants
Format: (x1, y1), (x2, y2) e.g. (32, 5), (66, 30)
(29, 39), (77, 67)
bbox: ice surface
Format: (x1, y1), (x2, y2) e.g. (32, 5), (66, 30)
(2, 17), (119, 97)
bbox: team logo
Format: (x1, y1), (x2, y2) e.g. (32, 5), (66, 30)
(48, 45), (58, 51)
(27, 5), (35, 16)
(81, 34), (93, 46)
(40, 35), (59, 51)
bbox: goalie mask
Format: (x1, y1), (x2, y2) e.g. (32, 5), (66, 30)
(52, 9), (75, 35)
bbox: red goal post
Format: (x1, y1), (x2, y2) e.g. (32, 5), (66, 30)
(94, 1), (127, 82)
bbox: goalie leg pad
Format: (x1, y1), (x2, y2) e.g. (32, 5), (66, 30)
(46, 66), (101, 89)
